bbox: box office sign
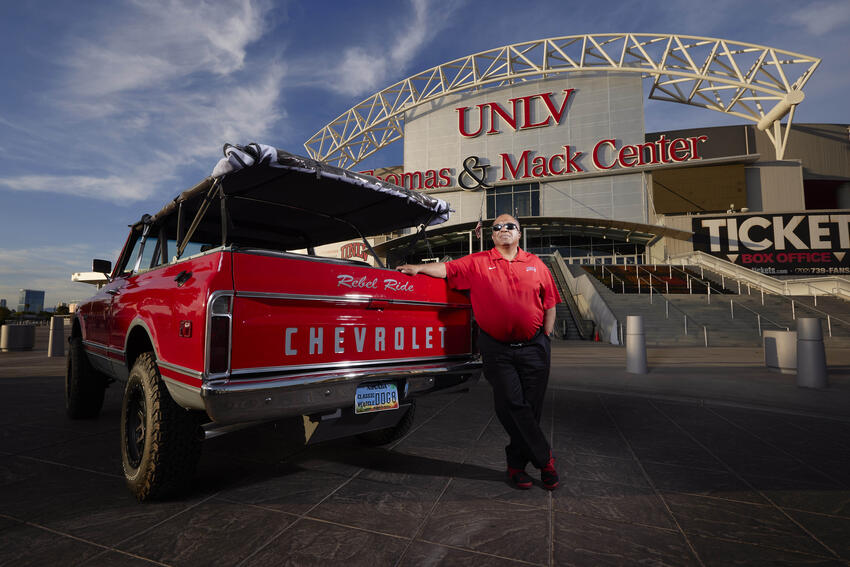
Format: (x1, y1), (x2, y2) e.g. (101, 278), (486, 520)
(692, 212), (850, 276)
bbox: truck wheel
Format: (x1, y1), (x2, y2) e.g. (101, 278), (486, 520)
(121, 352), (203, 501)
(357, 402), (416, 446)
(65, 336), (106, 419)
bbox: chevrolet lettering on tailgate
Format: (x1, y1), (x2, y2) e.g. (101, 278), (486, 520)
(66, 143), (481, 501)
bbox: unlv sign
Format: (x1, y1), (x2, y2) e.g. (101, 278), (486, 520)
(365, 86), (709, 190)
(692, 212), (850, 275)
(456, 89), (575, 137)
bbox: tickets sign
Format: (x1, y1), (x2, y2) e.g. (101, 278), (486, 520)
(692, 212), (850, 276)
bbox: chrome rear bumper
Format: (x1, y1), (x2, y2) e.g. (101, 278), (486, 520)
(201, 357), (481, 425)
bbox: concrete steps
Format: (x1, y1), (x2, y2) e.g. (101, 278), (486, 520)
(575, 263), (850, 347)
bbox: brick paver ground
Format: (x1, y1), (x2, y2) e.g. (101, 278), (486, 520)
(0, 327), (848, 566)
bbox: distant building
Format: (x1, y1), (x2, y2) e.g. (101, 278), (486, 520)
(17, 289), (45, 314)
(0, 299), (6, 309)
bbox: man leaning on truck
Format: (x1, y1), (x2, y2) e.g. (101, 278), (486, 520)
(397, 214), (562, 490)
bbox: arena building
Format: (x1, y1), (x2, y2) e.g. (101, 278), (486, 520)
(304, 34), (849, 280)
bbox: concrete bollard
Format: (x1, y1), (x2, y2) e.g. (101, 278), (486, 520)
(48, 316), (65, 357)
(0, 325), (36, 352)
(796, 318), (828, 389)
(626, 315), (648, 374)
(763, 330), (797, 374)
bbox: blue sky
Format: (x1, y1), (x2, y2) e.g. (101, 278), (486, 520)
(1, 0), (848, 307)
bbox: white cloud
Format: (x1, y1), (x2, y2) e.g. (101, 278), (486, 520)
(0, 174), (153, 203)
(64, 0), (272, 99)
(789, 1), (850, 34)
(325, 0), (461, 96)
(0, 0), (286, 205)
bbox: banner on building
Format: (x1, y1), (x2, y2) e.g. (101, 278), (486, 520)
(691, 211), (850, 276)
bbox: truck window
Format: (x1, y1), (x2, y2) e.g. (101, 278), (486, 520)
(116, 230), (143, 276)
(137, 227), (161, 271)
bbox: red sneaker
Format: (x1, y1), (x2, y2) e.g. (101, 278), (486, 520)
(541, 457), (559, 490)
(507, 467), (533, 489)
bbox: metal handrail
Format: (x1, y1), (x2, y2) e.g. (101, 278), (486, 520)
(637, 266), (670, 294)
(729, 299), (788, 336)
(781, 296), (850, 338)
(599, 264), (629, 294)
(672, 250), (850, 303)
(602, 265), (709, 346)
(690, 263), (850, 338)
(651, 292), (710, 347)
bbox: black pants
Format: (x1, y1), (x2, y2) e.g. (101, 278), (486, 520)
(479, 329), (552, 470)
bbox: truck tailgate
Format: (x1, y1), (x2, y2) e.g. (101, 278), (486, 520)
(229, 251), (473, 374)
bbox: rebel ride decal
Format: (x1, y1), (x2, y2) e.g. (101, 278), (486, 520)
(692, 212), (850, 275)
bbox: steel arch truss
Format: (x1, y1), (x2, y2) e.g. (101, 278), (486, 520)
(304, 34), (820, 167)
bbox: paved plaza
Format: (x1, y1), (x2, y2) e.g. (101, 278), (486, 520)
(1, 326), (849, 566)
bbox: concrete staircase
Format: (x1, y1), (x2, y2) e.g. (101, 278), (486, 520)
(575, 264), (850, 347)
(542, 255), (592, 340)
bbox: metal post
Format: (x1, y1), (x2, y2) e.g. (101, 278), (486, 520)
(721, 275), (725, 288)
(757, 314), (762, 336)
(748, 283), (751, 295)
(668, 265), (672, 278)
(48, 316), (64, 357)
(703, 326), (708, 347)
(665, 282), (669, 294)
(760, 288), (764, 305)
(707, 285), (711, 304)
(638, 277), (641, 294)
(665, 300), (669, 318)
(730, 300), (734, 319)
(650, 284), (653, 304)
(621, 281), (625, 294)
(700, 266), (704, 278)
(827, 315), (832, 338)
(610, 273), (614, 288)
(796, 318), (827, 389)
(684, 315), (688, 335)
(814, 294), (818, 307)
(792, 300), (796, 320)
(626, 315), (648, 374)
(737, 281), (741, 294)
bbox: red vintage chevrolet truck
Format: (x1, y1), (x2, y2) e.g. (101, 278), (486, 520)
(67, 144), (480, 501)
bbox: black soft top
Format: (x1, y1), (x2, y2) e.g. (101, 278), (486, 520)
(140, 143), (451, 252)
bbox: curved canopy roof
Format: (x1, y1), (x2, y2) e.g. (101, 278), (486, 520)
(373, 216), (692, 260)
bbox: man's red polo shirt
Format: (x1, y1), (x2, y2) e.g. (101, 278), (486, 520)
(445, 247), (561, 342)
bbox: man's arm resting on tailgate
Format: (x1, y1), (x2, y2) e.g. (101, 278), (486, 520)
(543, 306), (556, 337)
(396, 262), (447, 279)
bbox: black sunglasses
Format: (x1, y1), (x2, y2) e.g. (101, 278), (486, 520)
(492, 222), (519, 232)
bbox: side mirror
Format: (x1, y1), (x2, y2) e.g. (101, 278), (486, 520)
(92, 259), (112, 275)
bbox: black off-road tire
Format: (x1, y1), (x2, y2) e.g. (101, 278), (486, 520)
(357, 402), (416, 446)
(121, 352), (203, 501)
(65, 336), (106, 419)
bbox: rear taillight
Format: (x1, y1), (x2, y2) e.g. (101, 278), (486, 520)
(208, 294), (232, 374)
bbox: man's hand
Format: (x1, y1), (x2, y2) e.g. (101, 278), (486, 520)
(396, 263), (447, 279)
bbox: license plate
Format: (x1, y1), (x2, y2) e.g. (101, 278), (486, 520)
(354, 382), (399, 414)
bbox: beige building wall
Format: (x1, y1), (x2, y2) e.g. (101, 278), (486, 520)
(745, 161), (805, 212)
(648, 214), (694, 262)
(404, 73), (648, 226)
